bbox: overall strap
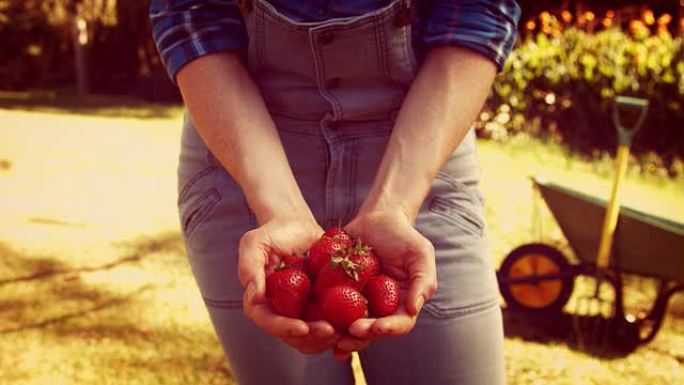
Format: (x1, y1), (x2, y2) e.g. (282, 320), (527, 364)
(237, 0), (252, 15)
(395, 0), (413, 27)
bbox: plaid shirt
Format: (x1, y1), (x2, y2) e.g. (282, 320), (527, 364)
(150, 0), (520, 82)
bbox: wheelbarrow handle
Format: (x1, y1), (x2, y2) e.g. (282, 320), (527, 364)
(612, 96), (649, 146)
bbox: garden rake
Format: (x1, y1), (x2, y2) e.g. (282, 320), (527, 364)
(573, 96), (649, 352)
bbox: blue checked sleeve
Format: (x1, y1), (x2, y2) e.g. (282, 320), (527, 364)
(149, 0), (247, 83)
(422, 0), (521, 70)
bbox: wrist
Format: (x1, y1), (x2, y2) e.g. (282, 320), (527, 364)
(357, 194), (415, 224)
(359, 174), (432, 223)
(252, 201), (314, 226)
(247, 188), (314, 225)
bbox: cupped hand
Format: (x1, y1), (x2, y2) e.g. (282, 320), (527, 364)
(238, 217), (340, 354)
(342, 209), (437, 344)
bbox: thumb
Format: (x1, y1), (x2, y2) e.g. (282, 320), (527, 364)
(238, 232), (267, 303)
(405, 254), (437, 316)
(406, 275), (433, 316)
(241, 265), (266, 304)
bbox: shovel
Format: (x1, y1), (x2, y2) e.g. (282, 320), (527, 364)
(574, 95), (649, 352)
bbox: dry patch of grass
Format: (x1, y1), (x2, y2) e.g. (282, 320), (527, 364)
(0, 109), (682, 384)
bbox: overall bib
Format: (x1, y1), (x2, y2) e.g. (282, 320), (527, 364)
(177, 1), (505, 384)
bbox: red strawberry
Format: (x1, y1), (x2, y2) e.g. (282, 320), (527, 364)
(349, 241), (380, 286)
(280, 254), (308, 273)
(364, 275), (399, 317)
(324, 227), (353, 248)
(303, 301), (322, 322)
(266, 269), (311, 318)
(314, 255), (362, 299)
(308, 237), (346, 275)
(321, 286), (368, 331)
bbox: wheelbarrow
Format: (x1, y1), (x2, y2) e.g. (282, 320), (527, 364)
(496, 96), (684, 352)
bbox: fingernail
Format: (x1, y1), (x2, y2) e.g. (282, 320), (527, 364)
(415, 296), (425, 313)
(245, 281), (255, 299)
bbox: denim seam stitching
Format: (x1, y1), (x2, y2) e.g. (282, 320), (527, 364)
(183, 188), (221, 238)
(344, 139), (359, 222)
(428, 196), (484, 237)
(203, 296), (243, 309)
(422, 297), (500, 319)
(434, 171), (483, 202)
(327, 129), (393, 144)
(178, 165), (216, 204)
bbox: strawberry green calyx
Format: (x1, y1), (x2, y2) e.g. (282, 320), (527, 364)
(351, 238), (372, 256)
(330, 255), (360, 281)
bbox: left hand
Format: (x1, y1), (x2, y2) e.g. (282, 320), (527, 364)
(238, 216), (340, 354)
(332, 209), (438, 358)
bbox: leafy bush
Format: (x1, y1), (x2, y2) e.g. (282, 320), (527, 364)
(479, 28), (684, 176)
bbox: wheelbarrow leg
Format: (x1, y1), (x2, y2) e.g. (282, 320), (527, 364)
(607, 273), (640, 353)
(635, 281), (684, 345)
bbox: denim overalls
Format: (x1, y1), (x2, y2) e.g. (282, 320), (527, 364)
(177, 0), (505, 384)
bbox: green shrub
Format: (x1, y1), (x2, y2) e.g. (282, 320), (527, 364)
(480, 28), (684, 176)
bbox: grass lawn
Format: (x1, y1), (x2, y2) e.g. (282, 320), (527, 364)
(0, 105), (682, 384)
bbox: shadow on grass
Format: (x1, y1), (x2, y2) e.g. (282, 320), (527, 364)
(0, 90), (183, 119)
(0, 285), (154, 335)
(0, 231), (233, 382)
(0, 232), (185, 336)
(501, 308), (682, 360)
(0, 232), (184, 286)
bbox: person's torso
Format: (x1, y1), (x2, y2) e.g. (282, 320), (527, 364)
(241, 0), (420, 122)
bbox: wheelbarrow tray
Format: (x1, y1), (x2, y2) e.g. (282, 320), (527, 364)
(533, 177), (684, 282)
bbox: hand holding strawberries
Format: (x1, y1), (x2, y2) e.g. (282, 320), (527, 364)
(247, 202), (437, 360)
(238, 217), (340, 354)
(344, 209), (438, 339)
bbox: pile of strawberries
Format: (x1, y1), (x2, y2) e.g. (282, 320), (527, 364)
(265, 227), (399, 331)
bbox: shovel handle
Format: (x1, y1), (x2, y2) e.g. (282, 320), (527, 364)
(595, 96), (648, 269)
(595, 145), (630, 269)
(612, 96), (648, 146)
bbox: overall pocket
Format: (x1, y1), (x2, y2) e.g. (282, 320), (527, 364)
(416, 171), (498, 319)
(178, 160), (221, 240)
(424, 172), (485, 240)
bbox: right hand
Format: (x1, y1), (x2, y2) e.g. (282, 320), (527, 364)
(238, 217), (340, 354)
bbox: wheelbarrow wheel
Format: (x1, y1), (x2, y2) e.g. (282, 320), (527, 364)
(499, 243), (574, 314)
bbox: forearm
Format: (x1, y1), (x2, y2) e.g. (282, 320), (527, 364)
(359, 46), (497, 221)
(177, 52), (311, 224)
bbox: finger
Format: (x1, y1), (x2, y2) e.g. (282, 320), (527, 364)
(333, 347), (352, 361)
(281, 334), (337, 348)
(281, 337), (331, 354)
(371, 307), (417, 337)
(336, 336), (371, 353)
(298, 345), (329, 355)
(249, 303), (309, 338)
(348, 318), (377, 339)
(308, 321), (337, 341)
(406, 261), (437, 316)
(406, 277), (429, 316)
(243, 285), (308, 338)
(237, 232), (266, 296)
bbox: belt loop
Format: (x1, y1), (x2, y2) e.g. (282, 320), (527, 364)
(237, 0), (252, 15)
(394, 0), (413, 28)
